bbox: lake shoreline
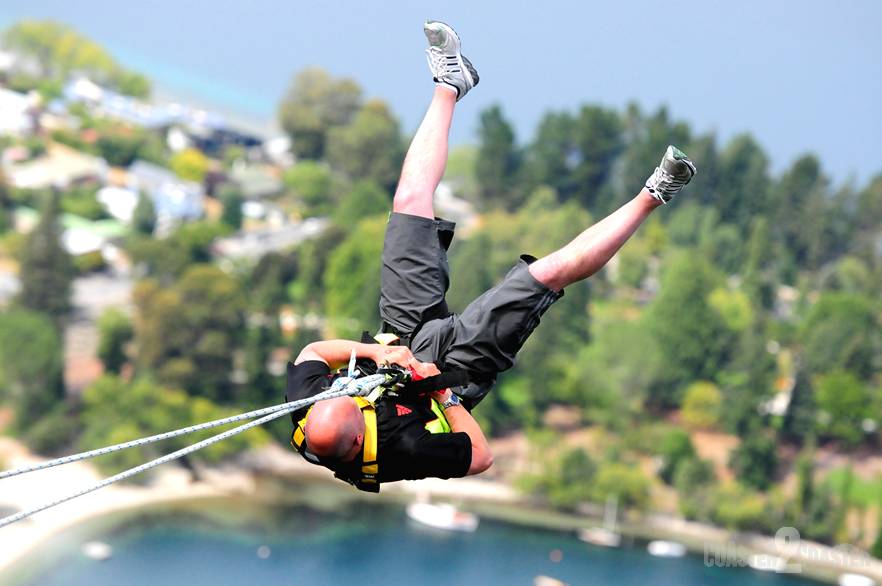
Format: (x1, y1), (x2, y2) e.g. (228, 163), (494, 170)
(1, 442), (880, 585)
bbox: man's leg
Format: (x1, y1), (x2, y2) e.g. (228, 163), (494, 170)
(529, 146), (697, 291)
(392, 87), (457, 219)
(378, 21), (478, 339)
(393, 21), (479, 219)
(439, 146), (697, 406)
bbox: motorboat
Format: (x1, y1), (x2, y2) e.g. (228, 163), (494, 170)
(406, 501), (479, 532)
(647, 540), (687, 558)
(577, 527), (621, 548)
(81, 541), (112, 561)
(838, 574), (876, 586)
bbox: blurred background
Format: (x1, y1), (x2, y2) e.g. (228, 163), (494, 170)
(0, 1), (879, 585)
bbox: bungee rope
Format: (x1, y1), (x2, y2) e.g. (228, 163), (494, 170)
(0, 361), (402, 530)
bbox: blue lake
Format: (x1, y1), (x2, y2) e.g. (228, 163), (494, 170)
(24, 502), (822, 586)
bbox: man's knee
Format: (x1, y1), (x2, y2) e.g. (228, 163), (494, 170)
(392, 188), (434, 219)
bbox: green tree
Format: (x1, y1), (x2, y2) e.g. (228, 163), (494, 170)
(658, 428), (696, 484)
(0, 169), (11, 233)
(683, 133), (720, 207)
(546, 448), (597, 509)
(781, 367), (818, 443)
(442, 145), (479, 203)
(523, 111), (576, 199)
(715, 134), (771, 230)
(278, 67), (362, 160)
(219, 183), (244, 231)
(591, 461), (651, 510)
(127, 221), (229, 282)
(681, 381), (723, 429)
(242, 322), (280, 405)
(0, 309), (64, 430)
(801, 293), (880, 380)
(16, 190), (75, 330)
(741, 216), (776, 309)
(570, 105), (623, 210)
(134, 265), (245, 400)
(711, 484), (768, 531)
(771, 155), (830, 270)
(2, 20), (150, 97)
(80, 375), (267, 473)
(249, 251), (299, 315)
(332, 180), (389, 227)
(97, 308), (133, 374)
(815, 370), (871, 447)
(132, 192), (156, 235)
(170, 148), (210, 183)
(283, 161), (334, 216)
(475, 104), (519, 208)
(644, 254), (730, 407)
(619, 104), (691, 198)
(326, 100), (403, 190)
(323, 217), (385, 337)
(729, 431), (779, 490)
(95, 125), (164, 167)
(872, 492), (882, 559)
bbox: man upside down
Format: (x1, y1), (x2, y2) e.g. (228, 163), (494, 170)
(286, 20), (697, 491)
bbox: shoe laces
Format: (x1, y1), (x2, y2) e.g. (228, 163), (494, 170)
(427, 47), (461, 79)
(646, 166), (689, 203)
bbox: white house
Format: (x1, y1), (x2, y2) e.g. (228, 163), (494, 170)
(128, 160), (204, 234)
(0, 87), (35, 137)
(97, 185), (140, 223)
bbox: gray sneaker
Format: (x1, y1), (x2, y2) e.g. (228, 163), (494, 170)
(424, 20), (479, 101)
(644, 145), (697, 204)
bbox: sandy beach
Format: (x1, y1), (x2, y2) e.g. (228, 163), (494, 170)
(0, 437), (245, 575)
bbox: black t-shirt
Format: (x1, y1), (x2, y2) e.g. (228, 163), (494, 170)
(286, 360), (472, 483)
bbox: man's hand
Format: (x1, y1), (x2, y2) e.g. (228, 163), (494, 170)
(372, 345), (418, 370)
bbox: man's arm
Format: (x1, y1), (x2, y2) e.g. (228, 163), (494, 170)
(432, 387), (493, 475)
(295, 339), (417, 371)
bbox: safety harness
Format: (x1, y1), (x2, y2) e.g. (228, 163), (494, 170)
(289, 332), (468, 492)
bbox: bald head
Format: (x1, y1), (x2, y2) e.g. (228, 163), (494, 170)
(304, 397), (365, 460)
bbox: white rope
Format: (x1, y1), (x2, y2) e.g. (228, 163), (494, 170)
(2, 399), (312, 480)
(0, 373), (389, 529)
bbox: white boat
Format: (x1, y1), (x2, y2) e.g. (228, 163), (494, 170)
(406, 502), (479, 532)
(534, 576), (568, 586)
(578, 495), (621, 548)
(838, 574), (877, 586)
(81, 541), (112, 561)
(578, 527), (621, 548)
(747, 553), (787, 572)
(647, 540), (687, 558)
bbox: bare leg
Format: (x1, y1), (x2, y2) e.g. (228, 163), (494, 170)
(393, 86), (457, 219)
(529, 189), (663, 291)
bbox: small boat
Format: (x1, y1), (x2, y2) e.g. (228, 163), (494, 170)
(578, 495), (621, 548)
(747, 553), (787, 572)
(534, 576), (568, 586)
(406, 502), (478, 532)
(578, 527), (621, 548)
(81, 541), (112, 561)
(838, 574), (877, 586)
(647, 540), (687, 558)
